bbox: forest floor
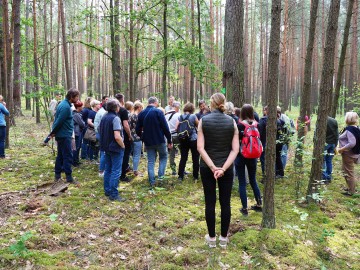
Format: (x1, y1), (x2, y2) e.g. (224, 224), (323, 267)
(0, 110), (359, 270)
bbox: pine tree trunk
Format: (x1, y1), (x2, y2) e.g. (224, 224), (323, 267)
(59, 0), (72, 89)
(161, 0), (168, 107)
(307, 0), (340, 202)
(295, 0), (320, 167)
(223, 0), (245, 107)
(262, 0), (281, 229)
(12, 0), (21, 117)
(331, 0), (355, 117)
(33, 0), (40, 123)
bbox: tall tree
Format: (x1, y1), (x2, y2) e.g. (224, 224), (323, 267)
(307, 0), (340, 201)
(59, 0), (72, 89)
(12, 0), (21, 117)
(331, 0), (355, 117)
(161, 0), (168, 107)
(223, 0), (245, 107)
(262, 0), (281, 229)
(24, 0), (31, 110)
(294, 0), (320, 167)
(109, 0), (122, 95)
(33, 0), (40, 123)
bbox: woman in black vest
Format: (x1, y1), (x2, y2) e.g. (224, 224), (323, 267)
(338, 112), (360, 196)
(197, 93), (239, 248)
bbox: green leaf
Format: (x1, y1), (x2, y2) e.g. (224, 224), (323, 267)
(49, 213), (58, 221)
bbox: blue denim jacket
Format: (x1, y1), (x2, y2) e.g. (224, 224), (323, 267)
(0, 103), (10, 127)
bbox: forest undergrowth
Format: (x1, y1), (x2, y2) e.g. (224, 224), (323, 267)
(0, 110), (359, 269)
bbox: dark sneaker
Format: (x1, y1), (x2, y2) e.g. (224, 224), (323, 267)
(109, 196), (126, 202)
(120, 176), (132, 183)
(275, 175), (284, 179)
(178, 177), (183, 181)
(240, 208), (248, 216)
(250, 205), (262, 212)
(172, 171), (177, 176)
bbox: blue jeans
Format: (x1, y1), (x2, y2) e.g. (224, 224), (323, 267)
(322, 143), (336, 180)
(104, 150), (124, 199)
(235, 155), (262, 209)
(146, 143), (168, 186)
(0, 126), (6, 158)
(97, 133), (105, 172)
(132, 141), (142, 171)
(281, 144), (289, 169)
(55, 137), (73, 181)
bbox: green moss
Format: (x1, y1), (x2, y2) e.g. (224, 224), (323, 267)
(259, 229), (295, 256)
(51, 222), (65, 234)
(232, 229), (260, 251)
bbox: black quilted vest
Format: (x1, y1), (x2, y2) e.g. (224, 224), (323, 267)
(345, 125), (360, 154)
(200, 109), (235, 168)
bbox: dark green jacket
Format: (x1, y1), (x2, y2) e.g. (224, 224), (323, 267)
(326, 116), (339, 145)
(52, 99), (74, 138)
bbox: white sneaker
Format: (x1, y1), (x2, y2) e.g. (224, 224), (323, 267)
(219, 236), (229, 249)
(98, 172), (104, 177)
(205, 234), (216, 248)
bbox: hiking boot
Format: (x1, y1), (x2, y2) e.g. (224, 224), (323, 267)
(205, 234), (216, 248)
(219, 236), (229, 249)
(240, 208), (248, 216)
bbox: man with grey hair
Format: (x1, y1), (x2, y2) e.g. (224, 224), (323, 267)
(136, 96), (173, 187)
(165, 101), (181, 175)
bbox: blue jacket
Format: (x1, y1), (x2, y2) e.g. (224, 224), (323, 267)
(52, 99), (73, 138)
(0, 103), (9, 126)
(136, 105), (172, 147)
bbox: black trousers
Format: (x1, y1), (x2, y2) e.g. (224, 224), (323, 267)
(276, 143), (284, 176)
(200, 166), (233, 238)
(121, 141), (132, 179)
(178, 139), (199, 179)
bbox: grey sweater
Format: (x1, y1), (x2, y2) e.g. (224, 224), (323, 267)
(339, 129), (359, 159)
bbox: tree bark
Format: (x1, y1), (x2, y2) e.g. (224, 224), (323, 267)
(109, 0), (122, 95)
(262, 0), (281, 229)
(12, 0), (21, 117)
(24, 0), (31, 110)
(161, 0), (168, 107)
(59, 0), (72, 89)
(33, 0), (40, 123)
(294, 0), (320, 167)
(331, 0), (355, 117)
(223, 0), (245, 107)
(307, 0), (340, 202)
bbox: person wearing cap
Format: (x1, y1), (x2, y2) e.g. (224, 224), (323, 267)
(73, 101), (85, 166)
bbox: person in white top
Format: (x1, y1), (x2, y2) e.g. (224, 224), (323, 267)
(165, 96), (175, 113)
(165, 101), (181, 175)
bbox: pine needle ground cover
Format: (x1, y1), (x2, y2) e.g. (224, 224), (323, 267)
(0, 111), (359, 269)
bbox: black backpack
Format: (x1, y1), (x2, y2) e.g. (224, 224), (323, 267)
(177, 114), (194, 141)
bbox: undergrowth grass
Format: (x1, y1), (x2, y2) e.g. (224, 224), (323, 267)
(0, 110), (359, 269)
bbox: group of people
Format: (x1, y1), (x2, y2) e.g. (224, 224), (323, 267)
(0, 88), (353, 249)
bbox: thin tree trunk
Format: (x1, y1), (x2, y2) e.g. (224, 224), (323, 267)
(295, 0), (320, 167)
(161, 0), (168, 107)
(331, 0), (355, 117)
(190, 0), (195, 104)
(262, 0), (281, 229)
(196, 0), (203, 99)
(24, 0), (31, 110)
(59, 0), (72, 89)
(33, 0), (40, 123)
(12, 0), (21, 117)
(307, 0), (340, 202)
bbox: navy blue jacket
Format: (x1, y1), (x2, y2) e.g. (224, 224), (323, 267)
(136, 105), (172, 147)
(99, 112), (123, 153)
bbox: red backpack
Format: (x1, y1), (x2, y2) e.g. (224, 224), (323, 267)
(240, 120), (263, 159)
